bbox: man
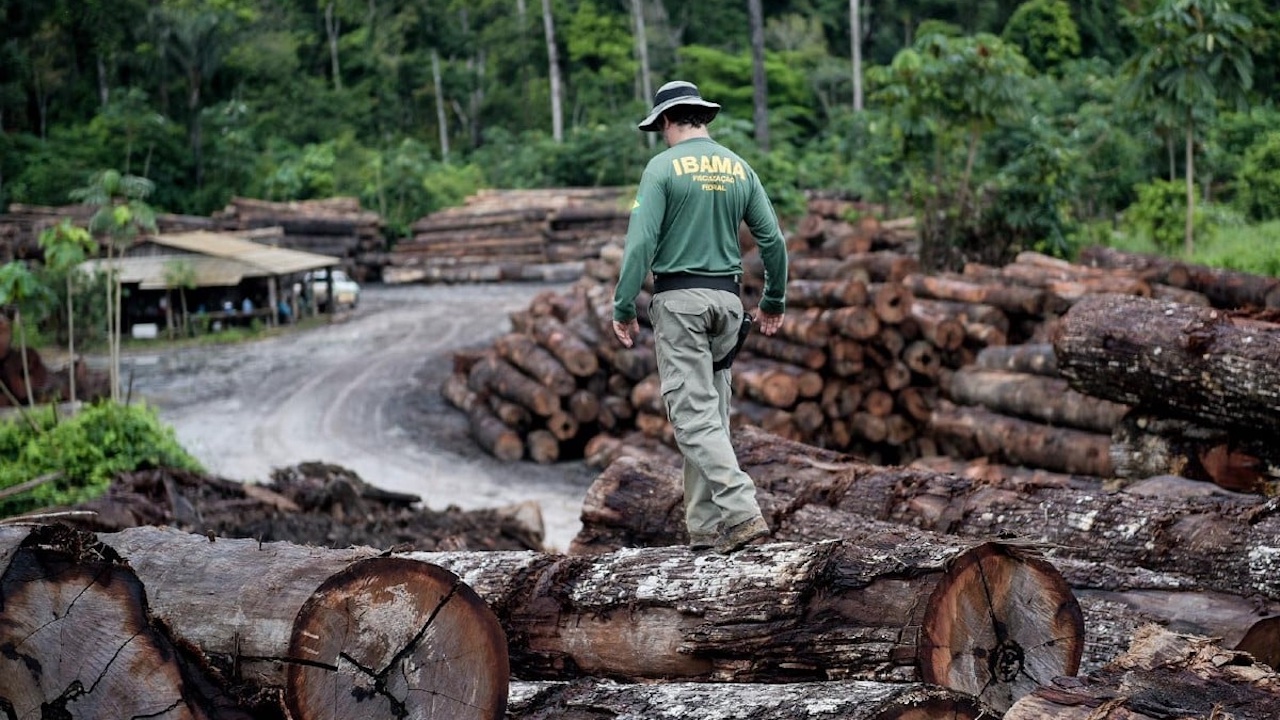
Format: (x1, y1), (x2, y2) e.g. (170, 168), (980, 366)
(612, 80), (788, 554)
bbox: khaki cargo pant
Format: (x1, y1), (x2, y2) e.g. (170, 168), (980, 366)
(650, 288), (762, 538)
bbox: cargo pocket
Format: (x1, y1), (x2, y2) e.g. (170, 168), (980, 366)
(660, 374), (687, 420)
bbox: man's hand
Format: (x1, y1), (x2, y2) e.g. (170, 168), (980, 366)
(756, 310), (784, 336)
(613, 318), (640, 348)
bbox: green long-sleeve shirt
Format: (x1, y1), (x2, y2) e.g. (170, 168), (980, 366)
(613, 137), (788, 322)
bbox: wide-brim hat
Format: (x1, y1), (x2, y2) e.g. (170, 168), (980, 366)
(638, 81), (721, 132)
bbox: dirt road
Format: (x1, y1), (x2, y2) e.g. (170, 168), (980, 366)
(123, 282), (598, 552)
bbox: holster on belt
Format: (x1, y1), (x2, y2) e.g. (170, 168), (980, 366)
(713, 314), (753, 372)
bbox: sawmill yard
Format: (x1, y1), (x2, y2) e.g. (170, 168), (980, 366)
(123, 280), (597, 552)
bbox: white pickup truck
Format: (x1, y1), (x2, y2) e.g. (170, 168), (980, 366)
(296, 268), (361, 311)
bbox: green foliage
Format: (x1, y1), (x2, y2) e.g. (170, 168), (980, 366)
(1234, 131), (1280, 221)
(1124, 179), (1210, 252)
(0, 402), (202, 517)
(1002, 0), (1081, 73)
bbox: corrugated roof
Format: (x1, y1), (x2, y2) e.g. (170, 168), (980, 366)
(143, 231), (339, 275)
(80, 255), (249, 289)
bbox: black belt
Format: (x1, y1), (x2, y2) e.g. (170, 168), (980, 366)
(653, 272), (740, 295)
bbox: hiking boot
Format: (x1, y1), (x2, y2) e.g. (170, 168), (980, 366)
(688, 531), (717, 550)
(715, 516), (770, 554)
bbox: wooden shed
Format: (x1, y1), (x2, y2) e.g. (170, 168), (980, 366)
(79, 230), (341, 335)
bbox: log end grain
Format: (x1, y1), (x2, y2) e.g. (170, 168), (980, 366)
(286, 557), (509, 720)
(918, 542), (1084, 713)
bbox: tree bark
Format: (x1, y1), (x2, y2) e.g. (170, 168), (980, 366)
(929, 402), (1114, 477)
(946, 367), (1130, 434)
(974, 343), (1059, 377)
(850, 0), (863, 111)
(904, 273), (1046, 316)
(1111, 411), (1280, 494)
(1053, 294), (1280, 433)
(494, 332), (577, 396)
(530, 315), (598, 377)
(508, 679), (994, 719)
(467, 353), (559, 417)
(1006, 625), (1280, 720)
(98, 526), (509, 719)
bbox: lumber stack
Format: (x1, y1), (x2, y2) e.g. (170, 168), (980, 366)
(386, 188), (630, 285)
(212, 196), (385, 278)
(0, 203), (214, 261)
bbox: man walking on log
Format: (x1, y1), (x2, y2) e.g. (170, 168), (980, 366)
(612, 80), (788, 554)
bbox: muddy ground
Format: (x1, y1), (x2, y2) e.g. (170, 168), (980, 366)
(122, 282), (599, 552)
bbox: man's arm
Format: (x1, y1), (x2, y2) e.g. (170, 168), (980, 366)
(613, 166), (666, 337)
(744, 174), (787, 334)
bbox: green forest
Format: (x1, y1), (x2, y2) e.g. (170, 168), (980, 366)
(2, 0), (1279, 269)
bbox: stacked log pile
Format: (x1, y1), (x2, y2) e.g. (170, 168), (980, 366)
(212, 196), (385, 279)
(436, 194), (1280, 490)
(0, 203), (214, 261)
(386, 188), (630, 284)
(0, 313), (110, 407)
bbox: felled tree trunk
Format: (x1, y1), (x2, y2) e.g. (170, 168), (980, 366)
(946, 367), (1130, 434)
(0, 525), (258, 719)
(929, 401), (1114, 476)
(507, 679), (996, 720)
(99, 526), (509, 720)
(573, 427), (1280, 601)
(1111, 411), (1280, 494)
(417, 534), (1081, 712)
(973, 343), (1059, 377)
(1054, 294), (1280, 433)
(1005, 625), (1280, 720)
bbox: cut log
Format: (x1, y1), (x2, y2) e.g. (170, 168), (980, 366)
(1077, 245), (1192, 287)
(468, 354), (559, 417)
(1005, 625), (1280, 720)
(904, 273), (1046, 316)
(1111, 411), (1280, 494)
(0, 524), (254, 719)
(785, 278), (867, 308)
(742, 333), (827, 369)
(869, 282), (913, 324)
(507, 679), (996, 720)
(571, 426), (1278, 590)
(419, 529), (1080, 711)
(973, 343), (1059, 377)
(526, 429), (560, 464)
(101, 526), (510, 719)
(776, 307), (832, 346)
(732, 361), (801, 408)
(825, 305), (881, 340)
(908, 300), (965, 350)
(836, 251), (920, 282)
(494, 333), (577, 397)
(929, 402), (1114, 476)
(529, 316), (598, 377)
(1053, 294), (1280, 433)
(946, 367), (1130, 434)
(469, 404), (525, 462)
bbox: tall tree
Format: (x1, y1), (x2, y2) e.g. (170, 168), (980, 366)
(154, 7), (234, 189)
(632, 0), (654, 138)
(541, 0), (564, 142)
(748, 0), (770, 150)
(1122, 0), (1254, 255)
(0, 263), (53, 407)
(851, 0), (864, 111)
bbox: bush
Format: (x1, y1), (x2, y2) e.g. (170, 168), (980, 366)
(0, 402), (202, 517)
(1235, 131), (1280, 221)
(1123, 179), (1210, 252)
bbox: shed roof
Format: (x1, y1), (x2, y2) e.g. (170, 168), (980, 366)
(141, 231), (338, 275)
(79, 231), (340, 289)
(80, 255), (251, 289)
